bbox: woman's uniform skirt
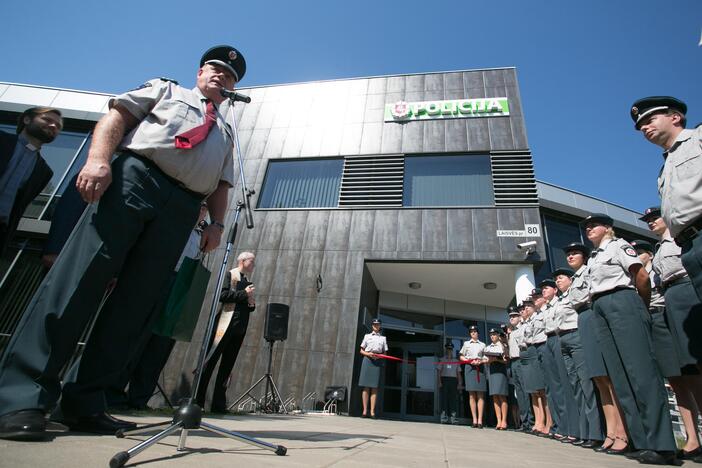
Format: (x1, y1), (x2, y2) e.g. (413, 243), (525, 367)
(521, 345), (545, 394)
(487, 361), (508, 396)
(358, 356), (384, 388)
(664, 278), (702, 373)
(576, 306), (608, 378)
(649, 306), (682, 378)
(464, 364), (487, 392)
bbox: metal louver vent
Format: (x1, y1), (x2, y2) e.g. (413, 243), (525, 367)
(490, 152), (539, 206)
(338, 155), (404, 207)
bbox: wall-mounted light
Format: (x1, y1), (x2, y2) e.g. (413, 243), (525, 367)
(483, 282), (497, 290)
(408, 282), (421, 290)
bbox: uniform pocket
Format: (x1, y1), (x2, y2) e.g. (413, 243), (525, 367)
(674, 153), (702, 181)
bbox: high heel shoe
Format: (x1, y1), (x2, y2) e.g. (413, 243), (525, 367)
(605, 437), (630, 456)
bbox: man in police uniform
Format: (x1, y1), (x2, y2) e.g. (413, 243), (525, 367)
(632, 97), (702, 302)
(0, 45), (245, 440)
(506, 306), (533, 431)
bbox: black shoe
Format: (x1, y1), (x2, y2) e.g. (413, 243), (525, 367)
(0, 410), (47, 441)
(626, 450), (645, 460)
(635, 450), (676, 465)
(606, 444), (631, 456)
(677, 447), (701, 460)
(570, 438), (585, 446)
(210, 406), (228, 414)
(581, 440), (599, 449)
(64, 412), (136, 435)
(360, 414), (369, 418)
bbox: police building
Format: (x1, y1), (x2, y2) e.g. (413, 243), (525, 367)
(0, 68), (654, 422)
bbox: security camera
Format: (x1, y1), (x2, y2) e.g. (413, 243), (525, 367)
(517, 241), (537, 252)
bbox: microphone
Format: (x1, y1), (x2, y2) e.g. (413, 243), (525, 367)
(220, 88), (251, 103)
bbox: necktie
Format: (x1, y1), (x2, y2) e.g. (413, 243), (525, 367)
(175, 100), (217, 149)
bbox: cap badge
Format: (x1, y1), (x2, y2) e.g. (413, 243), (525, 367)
(228, 50), (238, 60)
(631, 106), (638, 116)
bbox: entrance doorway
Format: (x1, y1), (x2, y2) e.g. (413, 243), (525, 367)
(381, 328), (442, 422)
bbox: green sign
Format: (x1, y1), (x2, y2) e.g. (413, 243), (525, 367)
(384, 97), (509, 122)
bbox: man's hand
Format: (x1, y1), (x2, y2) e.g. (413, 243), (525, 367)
(200, 224), (223, 252)
(76, 160), (112, 203)
(245, 284), (255, 297)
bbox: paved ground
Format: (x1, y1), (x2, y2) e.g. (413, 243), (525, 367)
(0, 412), (693, 468)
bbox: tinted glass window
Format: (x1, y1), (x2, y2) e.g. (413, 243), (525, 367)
(258, 159), (343, 208)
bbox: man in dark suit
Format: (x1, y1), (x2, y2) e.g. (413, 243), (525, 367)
(0, 107), (62, 254)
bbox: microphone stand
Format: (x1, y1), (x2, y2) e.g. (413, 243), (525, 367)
(108, 93), (286, 468)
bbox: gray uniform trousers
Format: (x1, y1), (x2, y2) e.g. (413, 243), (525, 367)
(592, 289), (676, 451)
(535, 342), (561, 434)
(510, 359), (534, 429)
(559, 330), (603, 441)
(0, 154), (202, 418)
(541, 335), (579, 437)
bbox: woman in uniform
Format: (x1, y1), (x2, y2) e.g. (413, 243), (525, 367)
(583, 213), (676, 464)
(642, 207), (702, 459)
(358, 318), (388, 419)
(484, 328), (509, 430)
(518, 297), (552, 436)
(564, 241), (628, 453)
(459, 325), (487, 428)
(436, 342), (460, 424)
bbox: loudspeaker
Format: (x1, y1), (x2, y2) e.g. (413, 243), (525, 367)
(264, 303), (289, 342)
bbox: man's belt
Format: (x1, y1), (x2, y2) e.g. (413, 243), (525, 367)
(533, 341), (546, 347)
(123, 151), (206, 199)
(675, 217), (702, 247)
(558, 328), (577, 337)
(662, 275), (690, 291)
(574, 303), (590, 313)
(545, 331), (557, 338)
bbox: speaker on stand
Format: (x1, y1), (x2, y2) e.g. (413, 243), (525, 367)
(229, 303), (290, 413)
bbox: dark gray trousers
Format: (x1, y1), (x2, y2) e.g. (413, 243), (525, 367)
(0, 154), (201, 417)
(592, 289), (676, 451)
(510, 359), (534, 429)
(559, 330), (603, 441)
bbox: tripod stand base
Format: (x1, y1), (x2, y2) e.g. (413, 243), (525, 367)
(109, 402), (286, 467)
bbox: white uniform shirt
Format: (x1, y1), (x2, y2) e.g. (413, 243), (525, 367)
(459, 339), (485, 360)
(360, 332), (388, 353)
(588, 238), (641, 296)
(508, 324), (523, 357)
(653, 236), (688, 284)
(483, 342), (505, 358)
(646, 262), (665, 308)
(554, 289), (578, 332)
(569, 265), (591, 310)
(525, 312), (547, 344)
(658, 127), (702, 237)
(112, 79), (236, 195)
(542, 297), (559, 334)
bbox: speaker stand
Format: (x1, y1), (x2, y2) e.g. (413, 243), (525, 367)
(228, 340), (288, 413)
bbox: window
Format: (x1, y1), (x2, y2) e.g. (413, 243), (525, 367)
(403, 154), (493, 207)
(258, 159), (343, 209)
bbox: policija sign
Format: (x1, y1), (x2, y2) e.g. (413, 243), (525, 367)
(385, 97), (509, 122)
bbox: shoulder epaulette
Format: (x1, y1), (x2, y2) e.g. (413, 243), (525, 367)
(159, 77), (179, 85)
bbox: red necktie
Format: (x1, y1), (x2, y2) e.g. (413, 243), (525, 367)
(175, 100), (217, 149)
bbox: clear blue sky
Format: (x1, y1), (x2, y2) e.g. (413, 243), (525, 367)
(3, 1), (700, 212)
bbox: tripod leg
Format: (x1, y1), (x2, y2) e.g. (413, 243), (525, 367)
(267, 376), (289, 413)
(177, 428), (189, 451)
(116, 420), (172, 438)
(200, 421), (287, 455)
(110, 421), (183, 468)
(227, 374), (268, 410)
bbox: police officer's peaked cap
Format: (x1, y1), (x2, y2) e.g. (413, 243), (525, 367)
(631, 96), (687, 130)
(552, 267), (575, 278)
(445, 341), (454, 349)
(371, 318), (381, 325)
(507, 306), (520, 316)
(522, 296), (535, 305)
(200, 45), (246, 83)
(579, 213), (614, 228)
(489, 328), (500, 335)
(539, 279), (557, 289)
(639, 206), (661, 222)
(469, 325), (479, 331)
(630, 239), (654, 253)
(516, 303), (526, 311)
(530, 287), (542, 297)
(562, 242), (591, 257)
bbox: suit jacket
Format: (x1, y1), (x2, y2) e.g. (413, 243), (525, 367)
(0, 131), (53, 253)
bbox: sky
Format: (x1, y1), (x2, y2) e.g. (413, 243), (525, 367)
(3, 0), (700, 212)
